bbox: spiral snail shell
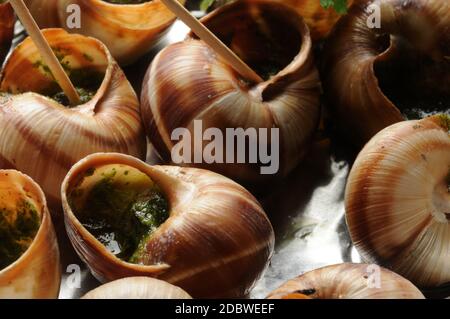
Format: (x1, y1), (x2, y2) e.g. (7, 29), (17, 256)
(0, 170), (60, 299)
(267, 263), (425, 299)
(141, 0), (321, 184)
(25, 0), (187, 65)
(61, 152), (275, 298)
(322, 0), (450, 144)
(0, 28), (146, 211)
(0, 1), (14, 66)
(345, 115), (450, 288)
(82, 277), (192, 299)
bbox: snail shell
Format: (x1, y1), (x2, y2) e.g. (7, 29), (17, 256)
(345, 115), (450, 288)
(0, 28), (146, 210)
(0, 170), (60, 299)
(0, 1), (14, 66)
(322, 0), (450, 144)
(61, 152), (275, 298)
(24, 0), (186, 65)
(267, 263), (425, 299)
(82, 277), (192, 299)
(141, 0), (321, 183)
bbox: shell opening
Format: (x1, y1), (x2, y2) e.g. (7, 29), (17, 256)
(0, 30), (108, 107)
(372, 2), (450, 120)
(0, 173), (42, 271)
(67, 164), (169, 263)
(47, 69), (104, 107)
(374, 44), (450, 120)
(199, 1), (303, 82)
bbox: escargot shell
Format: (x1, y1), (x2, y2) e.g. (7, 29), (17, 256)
(322, 0), (450, 144)
(0, 28), (146, 211)
(346, 115), (450, 288)
(62, 152), (275, 298)
(82, 277), (192, 299)
(267, 263), (425, 299)
(0, 170), (60, 299)
(141, 0), (321, 184)
(25, 0), (187, 65)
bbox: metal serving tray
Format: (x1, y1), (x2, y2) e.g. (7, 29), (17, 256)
(6, 3), (448, 300)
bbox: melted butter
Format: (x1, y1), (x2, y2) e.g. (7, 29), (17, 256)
(69, 164), (169, 263)
(0, 200), (40, 270)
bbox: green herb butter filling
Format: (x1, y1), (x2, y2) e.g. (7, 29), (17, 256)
(40, 67), (104, 107)
(0, 200), (41, 271)
(68, 164), (169, 263)
(1, 45), (104, 107)
(29, 47), (104, 107)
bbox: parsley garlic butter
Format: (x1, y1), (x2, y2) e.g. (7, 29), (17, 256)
(61, 152), (274, 298)
(0, 170), (60, 298)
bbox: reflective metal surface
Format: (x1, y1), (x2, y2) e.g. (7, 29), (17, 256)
(6, 12), (448, 300)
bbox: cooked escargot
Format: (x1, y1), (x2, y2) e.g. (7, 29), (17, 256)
(61, 152), (275, 298)
(267, 263), (425, 299)
(82, 277), (192, 299)
(346, 115), (450, 289)
(141, 0), (321, 183)
(0, 29), (146, 210)
(322, 0), (450, 144)
(0, 1), (14, 66)
(25, 0), (187, 65)
(0, 170), (60, 299)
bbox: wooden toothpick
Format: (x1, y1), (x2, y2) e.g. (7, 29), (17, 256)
(9, 0), (81, 106)
(160, 0), (263, 84)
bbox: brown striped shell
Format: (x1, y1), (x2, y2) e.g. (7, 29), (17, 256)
(322, 0), (450, 144)
(267, 263), (425, 299)
(0, 2), (14, 66)
(0, 170), (61, 299)
(61, 152), (275, 298)
(141, 0), (321, 184)
(345, 115), (450, 288)
(82, 277), (192, 299)
(0, 29), (146, 211)
(24, 0), (186, 65)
